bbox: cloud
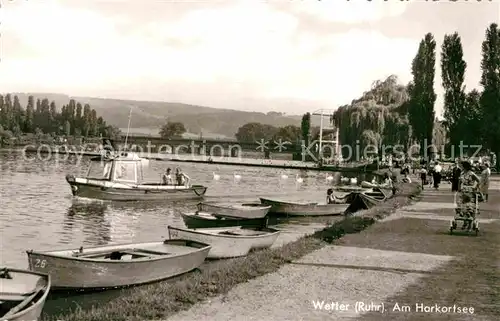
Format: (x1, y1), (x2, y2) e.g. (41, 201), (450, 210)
(3, 0), (480, 116)
(282, 0), (408, 23)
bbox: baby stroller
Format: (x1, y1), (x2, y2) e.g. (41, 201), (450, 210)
(449, 190), (481, 236)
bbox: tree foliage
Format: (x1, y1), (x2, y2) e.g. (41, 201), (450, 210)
(479, 23), (500, 169)
(0, 94), (116, 141)
(159, 121), (187, 139)
(441, 32), (467, 148)
(332, 75), (412, 159)
(235, 122), (302, 144)
(301, 113), (311, 145)
(408, 33), (437, 156)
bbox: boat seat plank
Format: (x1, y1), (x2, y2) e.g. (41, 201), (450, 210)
(130, 248), (171, 255)
(0, 294), (28, 301)
(0, 280), (36, 296)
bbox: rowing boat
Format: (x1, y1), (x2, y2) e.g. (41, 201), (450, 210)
(181, 212), (268, 229)
(198, 202), (270, 219)
(167, 226), (280, 259)
(344, 188), (388, 214)
(26, 239), (210, 290)
(0, 268), (50, 321)
(259, 198), (348, 216)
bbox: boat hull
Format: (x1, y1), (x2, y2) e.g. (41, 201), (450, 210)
(168, 226), (273, 259)
(199, 202), (270, 219)
(67, 178), (207, 201)
(181, 212), (268, 229)
(26, 240), (210, 289)
(345, 189), (387, 214)
(0, 268), (50, 321)
(259, 198), (348, 216)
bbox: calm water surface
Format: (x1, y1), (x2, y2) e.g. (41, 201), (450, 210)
(0, 149), (373, 317)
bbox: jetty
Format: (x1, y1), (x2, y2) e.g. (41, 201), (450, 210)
(21, 146), (380, 173)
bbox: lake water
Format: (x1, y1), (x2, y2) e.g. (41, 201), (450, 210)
(0, 148), (374, 317)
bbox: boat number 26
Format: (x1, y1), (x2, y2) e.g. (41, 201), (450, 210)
(34, 259), (47, 268)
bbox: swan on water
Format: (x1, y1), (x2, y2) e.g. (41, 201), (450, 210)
(326, 173), (334, 181)
(296, 174), (303, 183)
(350, 177), (358, 184)
(234, 173), (242, 180)
(281, 173), (288, 179)
(213, 172), (220, 180)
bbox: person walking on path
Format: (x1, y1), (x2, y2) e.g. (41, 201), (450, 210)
(479, 162), (491, 202)
(420, 165), (427, 189)
(451, 162), (461, 192)
(433, 162), (442, 190)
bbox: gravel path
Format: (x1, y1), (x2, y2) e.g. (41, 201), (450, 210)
(164, 187), (499, 321)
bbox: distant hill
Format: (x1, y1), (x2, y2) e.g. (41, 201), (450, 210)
(10, 93), (322, 138)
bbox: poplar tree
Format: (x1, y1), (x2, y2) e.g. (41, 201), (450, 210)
(408, 33), (437, 157)
(441, 32), (467, 150)
(480, 23), (500, 170)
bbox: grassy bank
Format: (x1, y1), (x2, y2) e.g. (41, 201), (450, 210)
(46, 183), (421, 321)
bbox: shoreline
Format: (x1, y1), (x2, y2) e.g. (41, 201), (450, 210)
(44, 182), (421, 321)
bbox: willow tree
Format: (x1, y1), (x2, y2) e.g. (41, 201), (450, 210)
(332, 75), (411, 160)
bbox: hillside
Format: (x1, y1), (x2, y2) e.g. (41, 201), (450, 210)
(10, 93), (321, 138)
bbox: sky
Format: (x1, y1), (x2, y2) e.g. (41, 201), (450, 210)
(0, 0), (499, 116)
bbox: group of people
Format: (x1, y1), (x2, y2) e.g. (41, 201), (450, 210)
(419, 160), (490, 202)
(161, 167), (191, 186)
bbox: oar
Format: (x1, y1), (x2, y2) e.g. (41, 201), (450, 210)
(2, 283), (45, 319)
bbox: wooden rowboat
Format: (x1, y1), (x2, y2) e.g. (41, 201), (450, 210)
(181, 212), (268, 229)
(0, 268), (50, 321)
(198, 202), (270, 219)
(26, 239), (210, 290)
(344, 188), (388, 214)
(167, 226), (280, 259)
(259, 198), (348, 216)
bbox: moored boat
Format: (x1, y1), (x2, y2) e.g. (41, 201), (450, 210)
(198, 202), (270, 219)
(167, 226), (280, 259)
(26, 239), (210, 290)
(344, 188), (388, 214)
(65, 151), (207, 201)
(0, 268), (50, 321)
(259, 198), (348, 216)
(181, 212), (268, 229)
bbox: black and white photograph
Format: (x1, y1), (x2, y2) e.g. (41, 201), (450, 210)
(0, 0), (499, 320)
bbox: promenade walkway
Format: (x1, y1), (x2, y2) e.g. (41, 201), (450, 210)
(166, 181), (500, 321)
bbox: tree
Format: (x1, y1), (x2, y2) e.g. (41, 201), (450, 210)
(25, 96), (35, 133)
(273, 125), (301, 143)
(463, 90), (483, 147)
(480, 23), (500, 170)
(159, 121), (187, 139)
(441, 32), (467, 150)
(235, 122), (278, 142)
(301, 113), (311, 146)
(408, 33), (437, 158)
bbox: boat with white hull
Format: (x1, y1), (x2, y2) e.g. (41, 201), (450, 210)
(167, 226), (280, 259)
(0, 268), (50, 321)
(198, 202), (270, 219)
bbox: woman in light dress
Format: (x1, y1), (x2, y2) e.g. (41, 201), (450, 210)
(479, 163), (491, 202)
